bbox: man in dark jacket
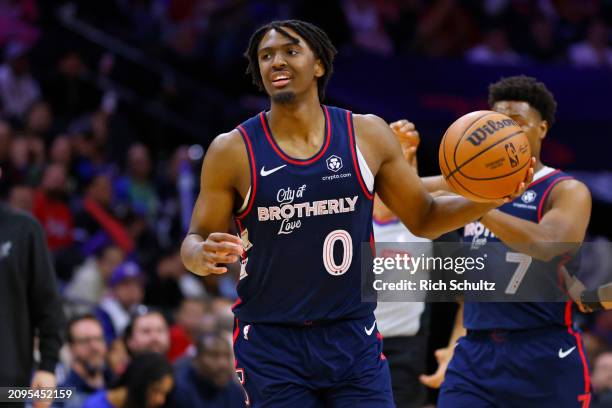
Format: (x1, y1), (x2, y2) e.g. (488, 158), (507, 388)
(0, 196), (64, 407)
(173, 330), (245, 408)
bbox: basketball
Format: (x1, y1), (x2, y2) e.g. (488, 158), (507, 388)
(438, 110), (532, 202)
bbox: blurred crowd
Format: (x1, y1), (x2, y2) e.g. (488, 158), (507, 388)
(0, 0), (611, 407)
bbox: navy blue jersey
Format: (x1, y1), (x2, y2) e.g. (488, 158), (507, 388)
(232, 105), (375, 324)
(462, 167), (577, 330)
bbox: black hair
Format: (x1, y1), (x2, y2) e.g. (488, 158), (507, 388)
(488, 75), (557, 126)
(123, 306), (167, 344)
(66, 313), (101, 344)
(244, 19), (337, 101)
(109, 352), (173, 408)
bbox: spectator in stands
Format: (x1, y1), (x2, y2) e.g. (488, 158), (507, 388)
(83, 352), (174, 408)
(74, 173), (134, 254)
(168, 297), (208, 362)
(96, 261), (145, 344)
(65, 243), (125, 308)
(416, 0), (477, 58)
(32, 163), (74, 252)
(342, 0), (394, 55)
(9, 132), (45, 185)
(592, 351), (612, 408)
(8, 184), (33, 212)
(0, 41), (40, 121)
(568, 19), (612, 68)
(42, 49), (102, 127)
(173, 331), (245, 408)
(25, 100), (54, 142)
(466, 28), (521, 65)
(124, 306), (170, 356)
(115, 143), (159, 225)
(61, 314), (112, 408)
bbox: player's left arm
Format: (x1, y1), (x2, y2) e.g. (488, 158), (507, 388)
(480, 179), (592, 261)
(354, 114), (529, 239)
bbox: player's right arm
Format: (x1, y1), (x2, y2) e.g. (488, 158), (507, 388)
(180, 130), (245, 276)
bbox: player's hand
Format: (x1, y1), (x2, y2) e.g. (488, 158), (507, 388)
(30, 370), (56, 408)
(419, 346), (453, 389)
(189, 232), (243, 276)
(494, 157), (536, 205)
(390, 119), (419, 169)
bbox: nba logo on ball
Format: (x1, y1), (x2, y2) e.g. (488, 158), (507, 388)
(521, 190), (537, 203)
(326, 155), (343, 172)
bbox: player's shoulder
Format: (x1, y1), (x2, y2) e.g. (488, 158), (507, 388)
(352, 113), (395, 148)
(204, 129), (248, 163)
(549, 176), (591, 202)
(352, 113), (390, 133)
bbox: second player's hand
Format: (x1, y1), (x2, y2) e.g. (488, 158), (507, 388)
(390, 119), (419, 169)
(191, 232), (243, 276)
(496, 157), (536, 205)
(419, 346), (453, 389)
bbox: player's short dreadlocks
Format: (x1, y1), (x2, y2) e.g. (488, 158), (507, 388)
(488, 75), (557, 126)
(244, 20), (337, 102)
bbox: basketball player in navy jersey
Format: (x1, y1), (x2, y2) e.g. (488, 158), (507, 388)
(416, 76), (593, 407)
(180, 21), (531, 407)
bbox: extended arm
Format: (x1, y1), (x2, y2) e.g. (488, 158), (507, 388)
(355, 114), (529, 240)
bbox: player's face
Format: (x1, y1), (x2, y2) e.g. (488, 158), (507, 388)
(493, 100), (547, 160)
(257, 28), (324, 103)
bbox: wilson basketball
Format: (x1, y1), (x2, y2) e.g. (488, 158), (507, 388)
(439, 110), (531, 202)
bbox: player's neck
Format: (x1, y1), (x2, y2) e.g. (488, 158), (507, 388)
(268, 94), (323, 142)
(534, 159), (545, 174)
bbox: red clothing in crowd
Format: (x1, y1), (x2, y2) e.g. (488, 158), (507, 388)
(33, 190), (74, 251)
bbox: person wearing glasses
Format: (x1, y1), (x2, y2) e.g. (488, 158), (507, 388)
(60, 314), (112, 408)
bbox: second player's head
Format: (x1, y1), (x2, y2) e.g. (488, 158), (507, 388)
(244, 20), (337, 104)
(488, 75), (557, 162)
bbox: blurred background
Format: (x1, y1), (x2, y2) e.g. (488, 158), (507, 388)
(1, 0), (612, 406)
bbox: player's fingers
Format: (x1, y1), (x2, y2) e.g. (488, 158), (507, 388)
(202, 250), (239, 264)
(400, 122), (415, 132)
(419, 373), (443, 389)
(201, 262), (228, 275)
(390, 119), (408, 128)
(208, 232), (243, 246)
(202, 240), (243, 256)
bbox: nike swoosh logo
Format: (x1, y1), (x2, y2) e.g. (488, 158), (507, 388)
(260, 165), (287, 177)
(558, 346), (576, 358)
(365, 321), (376, 336)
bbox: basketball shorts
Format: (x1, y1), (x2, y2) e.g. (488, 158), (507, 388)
(233, 315), (394, 407)
(438, 326), (591, 408)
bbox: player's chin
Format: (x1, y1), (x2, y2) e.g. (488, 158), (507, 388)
(271, 90), (296, 104)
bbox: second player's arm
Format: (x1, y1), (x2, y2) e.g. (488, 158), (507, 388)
(354, 114), (524, 240)
(480, 179), (591, 261)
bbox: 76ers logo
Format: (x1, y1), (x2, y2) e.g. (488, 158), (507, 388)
(326, 155), (343, 172)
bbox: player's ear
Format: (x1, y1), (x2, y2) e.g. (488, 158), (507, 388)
(314, 59), (325, 78)
(539, 120), (549, 140)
